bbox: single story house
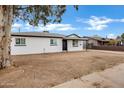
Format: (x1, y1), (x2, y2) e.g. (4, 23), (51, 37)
(83, 36), (109, 47)
(11, 31), (87, 55)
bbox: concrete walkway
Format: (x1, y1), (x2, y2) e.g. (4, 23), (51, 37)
(54, 62), (124, 88)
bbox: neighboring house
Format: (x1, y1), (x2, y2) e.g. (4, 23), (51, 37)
(83, 36), (109, 47)
(116, 36), (123, 46)
(11, 32), (87, 55)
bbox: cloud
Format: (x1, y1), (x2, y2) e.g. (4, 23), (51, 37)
(13, 23), (77, 32)
(77, 16), (124, 31)
(107, 34), (117, 39)
(44, 24), (76, 31)
(12, 23), (22, 28)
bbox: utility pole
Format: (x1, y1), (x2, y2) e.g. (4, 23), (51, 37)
(18, 27), (21, 32)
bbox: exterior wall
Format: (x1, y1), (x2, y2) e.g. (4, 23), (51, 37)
(67, 40), (83, 51)
(88, 39), (98, 46)
(11, 36), (62, 55)
(82, 40), (87, 49)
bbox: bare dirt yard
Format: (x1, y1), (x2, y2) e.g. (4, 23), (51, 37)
(0, 50), (124, 88)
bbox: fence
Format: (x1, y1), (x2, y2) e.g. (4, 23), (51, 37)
(91, 46), (124, 51)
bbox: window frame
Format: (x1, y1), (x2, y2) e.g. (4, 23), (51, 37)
(15, 38), (26, 46)
(72, 40), (78, 47)
(50, 39), (57, 46)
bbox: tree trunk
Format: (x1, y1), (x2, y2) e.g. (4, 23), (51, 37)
(0, 6), (13, 69)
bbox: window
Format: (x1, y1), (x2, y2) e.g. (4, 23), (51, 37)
(73, 40), (78, 47)
(50, 39), (57, 46)
(15, 38), (26, 46)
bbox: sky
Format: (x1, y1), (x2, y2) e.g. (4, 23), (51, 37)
(12, 5), (124, 38)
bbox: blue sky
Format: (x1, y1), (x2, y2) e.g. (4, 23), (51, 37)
(12, 5), (124, 38)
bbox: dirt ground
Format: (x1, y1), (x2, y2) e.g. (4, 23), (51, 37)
(0, 50), (124, 88)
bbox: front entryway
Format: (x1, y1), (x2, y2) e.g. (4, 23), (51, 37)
(62, 40), (67, 51)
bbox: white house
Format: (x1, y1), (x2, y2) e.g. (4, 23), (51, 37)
(11, 31), (87, 55)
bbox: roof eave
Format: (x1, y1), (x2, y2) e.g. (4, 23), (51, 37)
(11, 35), (64, 38)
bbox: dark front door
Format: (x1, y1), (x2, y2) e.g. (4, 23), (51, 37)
(63, 40), (67, 51)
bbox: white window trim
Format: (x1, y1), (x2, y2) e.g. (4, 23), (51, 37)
(50, 39), (57, 46)
(15, 38), (26, 46)
(72, 40), (78, 47)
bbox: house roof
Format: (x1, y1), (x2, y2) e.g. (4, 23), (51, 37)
(64, 37), (88, 40)
(66, 34), (80, 38)
(83, 36), (109, 42)
(11, 32), (88, 40)
(11, 32), (65, 38)
(64, 34), (88, 40)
